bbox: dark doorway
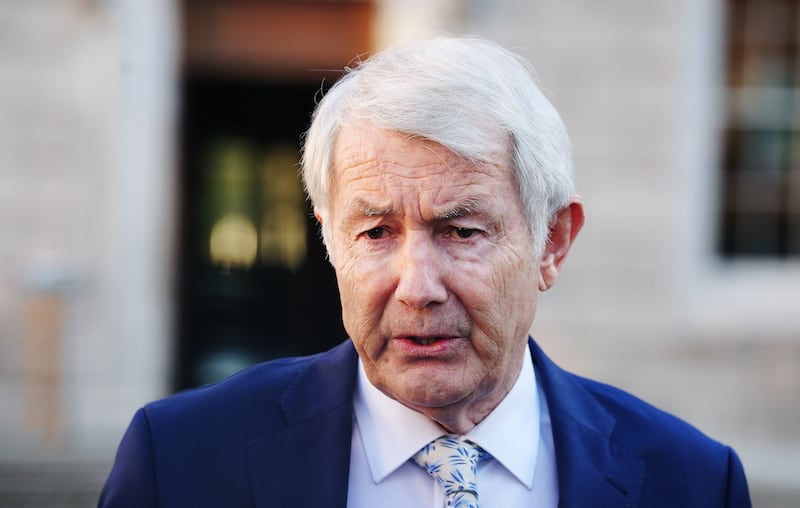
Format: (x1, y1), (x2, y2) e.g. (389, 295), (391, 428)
(174, 77), (346, 391)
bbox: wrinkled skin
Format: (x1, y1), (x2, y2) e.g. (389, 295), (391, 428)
(320, 125), (583, 434)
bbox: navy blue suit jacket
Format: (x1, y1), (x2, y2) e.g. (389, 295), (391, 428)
(99, 339), (751, 507)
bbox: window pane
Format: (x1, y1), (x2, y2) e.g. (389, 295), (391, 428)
(720, 0), (800, 258)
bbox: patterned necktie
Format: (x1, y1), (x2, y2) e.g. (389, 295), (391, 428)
(412, 435), (489, 508)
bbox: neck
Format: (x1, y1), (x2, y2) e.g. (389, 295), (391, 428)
(412, 373), (519, 435)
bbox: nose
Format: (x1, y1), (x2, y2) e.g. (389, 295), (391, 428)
(394, 232), (448, 308)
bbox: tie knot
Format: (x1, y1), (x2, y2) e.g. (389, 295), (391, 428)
(413, 435), (488, 507)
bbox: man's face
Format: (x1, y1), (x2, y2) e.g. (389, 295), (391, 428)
(326, 126), (541, 431)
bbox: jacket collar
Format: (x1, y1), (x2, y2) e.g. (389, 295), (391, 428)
(248, 340), (358, 508)
(247, 338), (644, 507)
(530, 338), (644, 507)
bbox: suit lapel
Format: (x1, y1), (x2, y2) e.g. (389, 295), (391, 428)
(530, 339), (644, 507)
(246, 338), (645, 507)
(248, 341), (358, 508)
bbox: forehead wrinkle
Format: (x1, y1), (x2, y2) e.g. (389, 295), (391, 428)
(333, 127), (504, 224)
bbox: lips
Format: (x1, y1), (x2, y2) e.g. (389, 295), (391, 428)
(409, 336), (444, 346)
(391, 334), (461, 356)
(398, 335), (459, 346)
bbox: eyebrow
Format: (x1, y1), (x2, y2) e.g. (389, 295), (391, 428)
(438, 197), (482, 221)
(352, 198), (393, 217)
(349, 197), (484, 221)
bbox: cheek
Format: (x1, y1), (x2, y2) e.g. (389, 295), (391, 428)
(335, 257), (393, 336)
(496, 260), (538, 329)
(495, 242), (539, 296)
(456, 253), (538, 339)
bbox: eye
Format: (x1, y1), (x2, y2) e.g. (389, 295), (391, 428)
(453, 227), (478, 239)
(365, 227), (386, 239)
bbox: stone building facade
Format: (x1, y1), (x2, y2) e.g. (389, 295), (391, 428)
(0, 0), (797, 505)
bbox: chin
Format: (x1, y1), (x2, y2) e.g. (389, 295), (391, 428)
(393, 379), (469, 410)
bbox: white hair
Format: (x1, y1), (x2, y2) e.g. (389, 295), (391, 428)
(301, 35), (574, 262)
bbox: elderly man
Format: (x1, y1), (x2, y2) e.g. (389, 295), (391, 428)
(99, 36), (751, 507)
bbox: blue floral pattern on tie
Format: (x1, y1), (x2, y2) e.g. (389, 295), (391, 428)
(413, 435), (489, 508)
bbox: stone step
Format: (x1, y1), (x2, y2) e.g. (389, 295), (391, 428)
(0, 463), (108, 508)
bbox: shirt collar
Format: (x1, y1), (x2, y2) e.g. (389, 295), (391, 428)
(353, 343), (540, 488)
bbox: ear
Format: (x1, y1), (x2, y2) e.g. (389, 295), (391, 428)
(538, 197), (585, 291)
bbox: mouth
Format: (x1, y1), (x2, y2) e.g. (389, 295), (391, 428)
(399, 334), (461, 346)
(392, 334), (461, 356)
(409, 336), (444, 346)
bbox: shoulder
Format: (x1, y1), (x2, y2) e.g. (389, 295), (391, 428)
(532, 340), (728, 456)
(142, 340), (356, 437)
(146, 356), (293, 417)
(531, 340), (742, 482)
(576, 374), (726, 455)
(99, 342), (358, 506)
(579, 375), (750, 504)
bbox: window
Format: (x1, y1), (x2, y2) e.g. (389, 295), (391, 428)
(721, 0), (800, 257)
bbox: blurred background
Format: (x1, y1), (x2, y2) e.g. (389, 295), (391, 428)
(1, 0), (798, 506)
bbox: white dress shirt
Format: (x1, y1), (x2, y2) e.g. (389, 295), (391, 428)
(347, 343), (558, 508)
